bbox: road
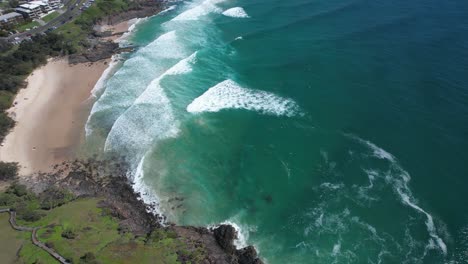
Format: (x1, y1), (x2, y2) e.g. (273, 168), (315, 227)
(4, 0), (89, 43)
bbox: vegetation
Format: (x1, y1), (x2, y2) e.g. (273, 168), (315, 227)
(16, 21), (41, 32)
(0, 33), (75, 143)
(0, 161), (18, 181)
(56, 0), (137, 52)
(0, 184), (206, 263)
(42, 11), (60, 23)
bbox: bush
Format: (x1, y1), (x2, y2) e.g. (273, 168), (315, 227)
(40, 186), (74, 210)
(61, 228), (77, 239)
(7, 184), (28, 197)
(0, 161), (18, 181)
(18, 208), (44, 222)
(80, 252), (99, 264)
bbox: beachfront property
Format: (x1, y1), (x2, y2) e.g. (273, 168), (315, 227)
(47, 0), (62, 10)
(15, 0), (61, 19)
(0, 12), (25, 28)
(16, 3), (42, 19)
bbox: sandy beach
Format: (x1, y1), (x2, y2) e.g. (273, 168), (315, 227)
(0, 18), (138, 176)
(0, 59), (110, 175)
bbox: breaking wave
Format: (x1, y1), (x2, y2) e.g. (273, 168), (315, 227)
(222, 7), (250, 18)
(187, 79), (300, 117)
(172, 0), (225, 21)
(104, 52), (198, 154)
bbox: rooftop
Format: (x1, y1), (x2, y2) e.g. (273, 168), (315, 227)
(19, 3), (41, 9)
(0, 12), (23, 21)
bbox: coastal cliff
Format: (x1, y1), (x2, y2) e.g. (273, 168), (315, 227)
(10, 158), (264, 264)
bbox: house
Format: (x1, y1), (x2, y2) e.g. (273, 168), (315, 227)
(0, 12), (24, 28)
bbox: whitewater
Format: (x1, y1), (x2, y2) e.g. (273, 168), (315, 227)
(83, 0), (468, 263)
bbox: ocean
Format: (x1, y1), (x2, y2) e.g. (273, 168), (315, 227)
(84, 0), (468, 263)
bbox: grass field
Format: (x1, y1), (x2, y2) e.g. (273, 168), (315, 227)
(42, 11), (60, 23)
(16, 21), (41, 33)
(0, 185), (204, 264)
(0, 213), (25, 263)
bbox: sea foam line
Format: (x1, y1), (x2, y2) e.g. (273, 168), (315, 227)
(350, 135), (448, 255)
(133, 154), (163, 216)
(103, 51), (197, 153)
(187, 79), (300, 117)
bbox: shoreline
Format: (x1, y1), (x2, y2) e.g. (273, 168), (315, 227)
(0, 58), (110, 175)
(0, 20), (136, 176)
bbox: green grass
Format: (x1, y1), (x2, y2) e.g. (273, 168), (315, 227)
(42, 11), (60, 23)
(0, 213), (25, 263)
(55, 0), (133, 52)
(0, 184), (207, 264)
(32, 198), (121, 263)
(16, 21), (41, 33)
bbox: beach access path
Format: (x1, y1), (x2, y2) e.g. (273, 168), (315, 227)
(0, 208), (69, 264)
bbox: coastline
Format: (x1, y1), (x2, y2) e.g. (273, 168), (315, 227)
(0, 21), (135, 176)
(0, 59), (110, 175)
(0, 5), (265, 263)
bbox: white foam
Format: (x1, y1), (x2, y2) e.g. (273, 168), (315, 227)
(116, 17), (148, 46)
(89, 56), (121, 99)
(165, 51), (197, 75)
(159, 4), (177, 15)
(172, 0), (224, 21)
(352, 136), (448, 255)
(218, 220), (251, 249)
(132, 154), (163, 216)
(235, 36), (243, 40)
(332, 241), (341, 256)
(187, 79), (300, 117)
(320, 182), (344, 190)
(103, 52), (197, 153)
(222, 7), (250, 18)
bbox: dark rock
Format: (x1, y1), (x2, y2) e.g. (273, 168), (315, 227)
(213, 225), (237, 254)
(68, 41), (119, 64)
(236, 246), (264, 264)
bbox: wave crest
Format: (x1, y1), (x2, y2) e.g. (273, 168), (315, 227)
(187, 79), (300, 117)
(223, 7), (250, 18)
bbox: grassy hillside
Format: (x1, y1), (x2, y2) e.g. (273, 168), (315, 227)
(0, 185), (204, 264)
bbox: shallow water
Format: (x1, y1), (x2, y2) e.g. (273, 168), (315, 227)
(85, 0), (468, 263)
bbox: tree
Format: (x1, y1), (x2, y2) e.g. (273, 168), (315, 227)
(0, 162), (18, 181)
(8, 0), (19, 8)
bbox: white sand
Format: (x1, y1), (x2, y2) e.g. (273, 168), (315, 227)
(0, 59), (110, 175)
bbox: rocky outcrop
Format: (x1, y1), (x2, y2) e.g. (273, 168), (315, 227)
(214, 225), (237, 254)
(23, 159), (264, 264)
(212, 225), (264, 264)
(68, 41), (119, 64)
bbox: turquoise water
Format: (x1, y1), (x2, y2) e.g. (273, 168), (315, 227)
(85, 0), (468, 263)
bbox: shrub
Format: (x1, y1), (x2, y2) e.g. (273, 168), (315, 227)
(0, 161), (18, 181)
(61, 228), (77, 239)
(40, 187), (74, 210)
(80, 252), (99, 264)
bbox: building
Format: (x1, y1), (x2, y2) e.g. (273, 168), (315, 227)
(0, 12), (24, 28)
(15, 0), (61, 19)
(16, 3), (42, 19)
(47, 0), (62, 10)
(30, 1), (52, 14)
